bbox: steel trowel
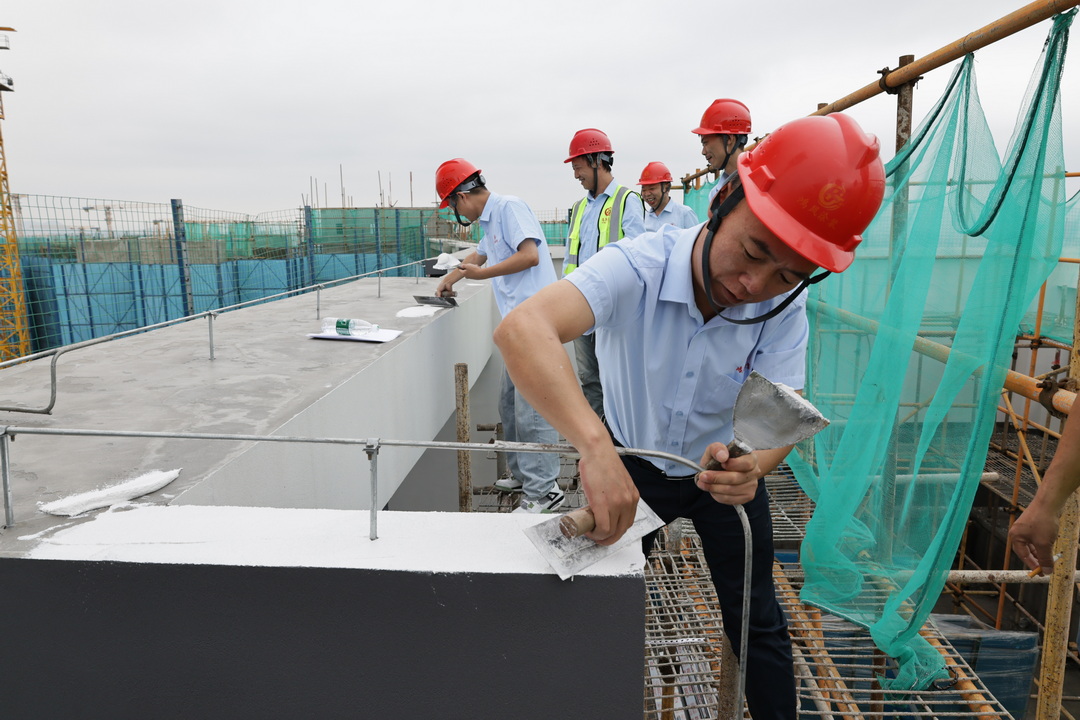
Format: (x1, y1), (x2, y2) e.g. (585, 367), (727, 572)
(524, 371), (829, 579)
(413, 295), (457, 308)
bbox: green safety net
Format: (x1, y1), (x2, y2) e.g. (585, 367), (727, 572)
(684, 176), (720, 220)
(789, 10), (1077, 691)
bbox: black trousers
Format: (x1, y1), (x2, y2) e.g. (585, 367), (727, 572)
(624, 453), (797, 719)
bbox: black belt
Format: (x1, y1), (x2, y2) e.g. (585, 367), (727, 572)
(608, 426), (698, 481)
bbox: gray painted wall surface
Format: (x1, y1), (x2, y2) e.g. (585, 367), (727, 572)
(0, 556), (645, 719)
(172, 282), (498, 510)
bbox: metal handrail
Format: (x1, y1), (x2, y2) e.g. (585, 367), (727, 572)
(0, 424), (705, 531)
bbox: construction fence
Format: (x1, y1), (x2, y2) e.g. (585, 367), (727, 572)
(7, 194), (569, 355)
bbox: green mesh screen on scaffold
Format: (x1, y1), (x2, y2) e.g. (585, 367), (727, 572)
(787, 10), (1076, 692)
(1018, 195), (1080, 344)
(684, 176), (719, 220)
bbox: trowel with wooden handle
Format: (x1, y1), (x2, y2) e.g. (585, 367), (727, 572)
(523, 371), (829, 579)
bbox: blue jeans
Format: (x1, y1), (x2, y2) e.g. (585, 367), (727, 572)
(500, 367), (560, 499)
(625, 454), (797, 720)
(574, 333), (604, 419)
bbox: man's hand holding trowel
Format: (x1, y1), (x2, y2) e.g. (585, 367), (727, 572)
(571, 442), (640, 546)
(694, 441), (774, 507)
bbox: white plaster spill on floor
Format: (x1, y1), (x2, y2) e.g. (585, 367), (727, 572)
(38, 468), (182, 517)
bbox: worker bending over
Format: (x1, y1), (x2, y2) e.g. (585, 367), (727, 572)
(496, 114), (885, 719)
(434, 159), (564, 514)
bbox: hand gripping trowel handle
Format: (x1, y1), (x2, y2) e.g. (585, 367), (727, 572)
(558, 441), (753, 540)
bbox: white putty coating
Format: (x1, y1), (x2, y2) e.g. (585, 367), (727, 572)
(776, 382), (822, 416)
(24, 504), (645, 578)
(38, 469), (182, 517)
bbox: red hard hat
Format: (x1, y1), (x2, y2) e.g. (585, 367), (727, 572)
(737, 113), (885, 273)
(564, 128), (613, 163)
(637, 161), (673, 185)
(435, 158), (482, 208)
(691, 98), (752, 136)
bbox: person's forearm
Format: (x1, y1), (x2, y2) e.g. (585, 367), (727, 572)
(494, 286), (611, 459)
(754, 445), (793, 477)
(495, 284), (640, 542)
(477, 242), (540, 280)
(1031, 413), (1080, 516)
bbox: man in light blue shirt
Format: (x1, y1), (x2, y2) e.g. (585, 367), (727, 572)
(496, 115), (885, 718)
(562, 128), (646, 418)
(433, 158), (562, 514)
(637, 161), (700, 232)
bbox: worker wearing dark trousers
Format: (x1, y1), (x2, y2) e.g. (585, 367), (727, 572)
(626, 452), (796, 717)
(496, 114), (886, 719)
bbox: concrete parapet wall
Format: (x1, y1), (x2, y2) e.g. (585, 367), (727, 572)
(4, 507), (647, 719)
(173, 281), (497, 510)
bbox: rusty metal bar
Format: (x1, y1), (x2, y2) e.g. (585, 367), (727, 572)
(1035, 268), (1080, 719)
(893, 54), (916, 152)
(454, 362), (473, 512)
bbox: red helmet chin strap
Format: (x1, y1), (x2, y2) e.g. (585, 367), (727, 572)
(700, 182), (830, 326)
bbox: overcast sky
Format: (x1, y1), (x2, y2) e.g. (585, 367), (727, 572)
(0, 0), (1076, 217)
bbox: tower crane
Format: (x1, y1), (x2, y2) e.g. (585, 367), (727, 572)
(0, 26), (28, 360)
(80, 204), (124, 240)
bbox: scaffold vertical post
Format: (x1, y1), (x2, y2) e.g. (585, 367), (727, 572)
(365, 438), (380, 540)
(455, 363), (473, 511)
(303, 205), (316, 287)
(170, 199), (193, 318)
(1, 427), (13, 527)
(1035, 266), (1080, 719)
(207, 311), (217, 360)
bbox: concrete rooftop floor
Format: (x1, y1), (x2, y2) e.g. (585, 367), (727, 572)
(0, 273), (504, 556)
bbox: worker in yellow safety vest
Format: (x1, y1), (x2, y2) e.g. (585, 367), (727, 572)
(563, 127), (646, 418)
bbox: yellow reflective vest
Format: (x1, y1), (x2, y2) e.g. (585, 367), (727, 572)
(564, 185), (634, 274)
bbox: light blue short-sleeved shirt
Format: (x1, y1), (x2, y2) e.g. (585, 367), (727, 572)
(567, 178), (647, 269)
(565, 223), (809, 475)
(477, 193), (558, 318)
(644, 197), (700, 232)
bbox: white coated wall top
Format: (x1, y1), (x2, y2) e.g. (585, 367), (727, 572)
(23, 504), (646, 579)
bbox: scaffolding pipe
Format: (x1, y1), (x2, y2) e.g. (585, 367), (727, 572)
(919, 629), (997, 720)
(813, 0), (1080, 116)
(809, 300), (1076, 414)
(679, 1), (1078, 188)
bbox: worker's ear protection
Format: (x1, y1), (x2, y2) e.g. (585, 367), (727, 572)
(700, 179), (830, 326)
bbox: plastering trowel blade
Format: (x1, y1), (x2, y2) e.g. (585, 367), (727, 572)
(413, 295), (457, 308)
(729, 370), (829, 456)
(523, 498), (665, 580)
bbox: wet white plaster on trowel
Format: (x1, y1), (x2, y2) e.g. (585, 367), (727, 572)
(24, 505), (645, 578)
(38, 469), (182, 517)
(777, 382), (819, 414)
